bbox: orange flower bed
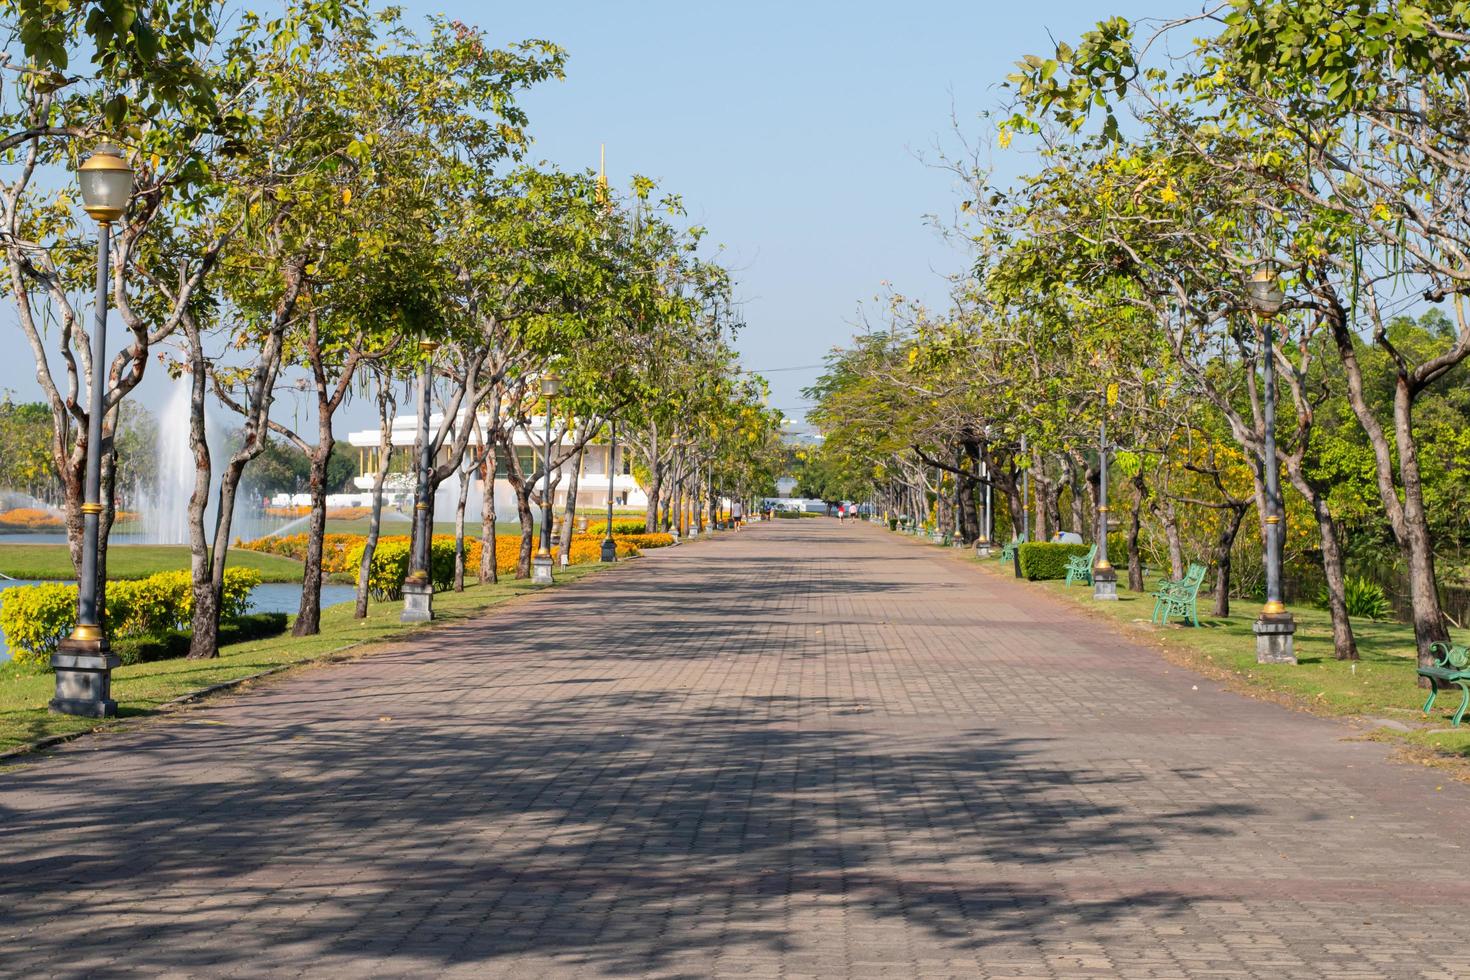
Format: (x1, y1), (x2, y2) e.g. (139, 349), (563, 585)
(0, 507), (62, 529)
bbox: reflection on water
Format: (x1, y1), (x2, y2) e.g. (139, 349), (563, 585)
(0, 581), (355, 663)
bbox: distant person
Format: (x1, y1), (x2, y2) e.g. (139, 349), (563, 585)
(732, 500), (743, 525)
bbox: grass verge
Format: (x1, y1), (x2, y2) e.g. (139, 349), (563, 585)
(0, 561), (611, 757)
(967, 552), (1470, 763)
(0, 544), (311, 583)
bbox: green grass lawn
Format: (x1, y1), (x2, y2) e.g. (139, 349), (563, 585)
(0, 561), (611, 758)
(969, 554), (1470, 763)
(0, 544), (311, 582)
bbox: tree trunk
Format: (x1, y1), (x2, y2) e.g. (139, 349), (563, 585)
(558, 440), (583, 565)
(1125, 473), (1146, 593)
(453, 462), (472, 592)
(1212, 505), (1247, 617)
(479, 445), (499, 585)
(1064, 453), (1087, 537)
(292, 447), (330, 636)
(185, 360), (216, 659)
(1160, 498), (1185, 580)
(1327, 316), (1450, 676)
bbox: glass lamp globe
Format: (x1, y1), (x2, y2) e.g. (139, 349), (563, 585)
(78, 143), (134, 223)
(541, 372), (562, 398)
(1246, 264), (1285, 316)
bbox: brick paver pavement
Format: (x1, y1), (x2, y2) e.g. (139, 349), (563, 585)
(3, 520), (1470, 979)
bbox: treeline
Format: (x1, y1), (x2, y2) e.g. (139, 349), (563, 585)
(3, 1), (786, 658)
(804, 1), (1470, 671)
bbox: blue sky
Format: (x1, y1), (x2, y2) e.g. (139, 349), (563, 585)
(3, 1), (1169, 431)
(444, 0), (1164, 423)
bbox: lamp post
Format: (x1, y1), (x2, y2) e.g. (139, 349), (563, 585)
(400, 340), (438, 623)
(601, 420), (617, 562)
(1248, 263), (1296, 664)
(976, 428), (993, 558)
(1092, 417), (1118, 600)
(51, 144), (133, 718)
(533, 372), (561, 584)
(1015, 433), (1029, 577)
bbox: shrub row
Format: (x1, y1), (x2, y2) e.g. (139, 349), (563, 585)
(111, 612), (289, 666)
(1016, 542), (1093, 581)
(583, 519), (647, 535)
(0, 567), (262, 666)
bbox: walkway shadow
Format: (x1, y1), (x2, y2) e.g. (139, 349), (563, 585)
(0, 692), (1258, 975)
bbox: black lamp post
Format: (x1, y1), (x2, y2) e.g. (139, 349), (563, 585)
(52, 143), (133, 717)
(1248, 263), (1296, 664)
(533, 372), (560, 584)
(601, 420), (617, 562)
(401, 339), (438, 623)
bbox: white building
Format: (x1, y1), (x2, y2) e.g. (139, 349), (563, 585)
(323, 413), (647, 523)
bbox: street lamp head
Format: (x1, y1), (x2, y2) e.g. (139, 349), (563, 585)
(77, 142), (134, 224)
(541, 371), (562, 398)
(418, 339), (439, 356)
(1246, 263), (1285, 317)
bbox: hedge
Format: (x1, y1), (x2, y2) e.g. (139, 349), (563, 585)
(1016, 542), (1093, 581)
(110, 612), (289, 666)
(0, 567), (263, 666)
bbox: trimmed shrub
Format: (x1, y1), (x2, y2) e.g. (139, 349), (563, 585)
(585, 519), (646, 535)
(1017, 542), (1093, 581)
(111, 611), (288, 665)
(0, 567), (262, 665)
(344, 536), (459, 601)
(0, 582), (77, 666)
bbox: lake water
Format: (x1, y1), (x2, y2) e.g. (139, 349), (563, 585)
(0, 581), (355, 663)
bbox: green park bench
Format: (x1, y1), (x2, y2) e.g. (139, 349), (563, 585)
(1420, 641), (1470, 727)
(997, 534), (1026, 563)
(1064, 544), (1099, 586)
(1150, 562), (1207, 626)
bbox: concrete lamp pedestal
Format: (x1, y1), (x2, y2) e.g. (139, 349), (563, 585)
(400, 580), (433, 623)
(600, 538), (617, 563)
(975, 541), (992, 558)
(1092, 565), (1119, 601)
(1254, 613), (1297, 664)
(50, 637), (120, 717)
(532, 555), (555, 585)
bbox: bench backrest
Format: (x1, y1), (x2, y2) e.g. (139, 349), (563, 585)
(1183, 563), (1207, 590)
(1431, 641), (1470, 670)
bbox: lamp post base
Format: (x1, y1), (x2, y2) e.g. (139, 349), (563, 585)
(600, 538), (617, 562)
(1254, 614), (1297, 664)
(1093, 573), (1119, 601)
(49, 638), (120, 717)
(532, 555), (555, 585)
(975, 542), (992, 558)
(400, 580), (433, 623)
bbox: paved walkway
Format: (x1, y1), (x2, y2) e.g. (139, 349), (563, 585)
(2, 521), (1469, 979)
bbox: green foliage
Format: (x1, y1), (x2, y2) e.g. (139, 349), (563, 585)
(0, 583), (77, 667)
(1018, 542), (1093, 581)
(584, 519), (646, 535)
(1319, 576), (1392, 622)
(111, 612), (288, 666)
(344, 538), (456, 601)
(0, 567), (262, 665)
